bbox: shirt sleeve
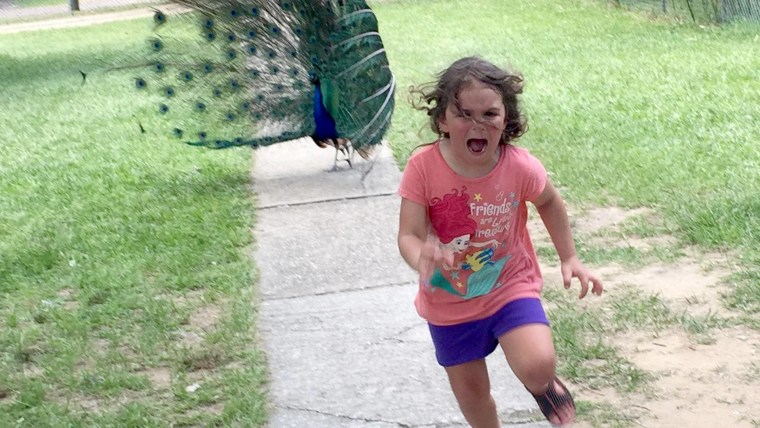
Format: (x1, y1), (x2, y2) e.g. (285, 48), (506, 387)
(520, 150), (548, 202)
(398, 152), (428, 206)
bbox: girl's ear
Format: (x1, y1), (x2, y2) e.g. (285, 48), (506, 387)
(438, 114), (449, 134)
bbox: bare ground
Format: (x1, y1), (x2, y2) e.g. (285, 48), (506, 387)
(535, 207), (760, 428)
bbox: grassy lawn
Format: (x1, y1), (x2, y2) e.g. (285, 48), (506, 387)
(1, 0), (758, 426)
(379, 0), (760, 316)
(0, 17), (265, 428)
(9, 0), (62, 7)
(376, 0), (759, 424)
(382, 0), (758, 290)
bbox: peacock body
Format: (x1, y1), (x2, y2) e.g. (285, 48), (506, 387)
(130, 0), (395, 163)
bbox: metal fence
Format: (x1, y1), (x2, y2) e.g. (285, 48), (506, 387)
(0, 0), (161, 23)
(609, 0), (760, 23)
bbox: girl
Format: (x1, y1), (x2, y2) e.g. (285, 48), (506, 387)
(397, 56), (603, 427)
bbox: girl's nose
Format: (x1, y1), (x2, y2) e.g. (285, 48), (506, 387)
(471, 118), (487, 130)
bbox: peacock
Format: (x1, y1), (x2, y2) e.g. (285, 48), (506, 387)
(126, 0), (395, 168)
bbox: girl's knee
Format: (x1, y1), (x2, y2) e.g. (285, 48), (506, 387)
(499, 324), (557, 377)
(529, 349), (557, 372)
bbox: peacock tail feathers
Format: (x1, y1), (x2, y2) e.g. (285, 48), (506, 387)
(127, 0), (395, 152)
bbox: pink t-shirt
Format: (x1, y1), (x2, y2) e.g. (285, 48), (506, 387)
(398, 142), (548, 326)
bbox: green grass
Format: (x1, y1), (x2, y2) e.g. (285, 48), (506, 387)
(1, 0), (759, 426)
(373, 0), (759, 425)
(0, 18), (266, 427)
(10, 0), (63, 7)
(377, 0), (760, 317)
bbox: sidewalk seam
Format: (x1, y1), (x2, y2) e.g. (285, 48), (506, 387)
(261, 280), (415, 302)
(258, 191), (397, 210)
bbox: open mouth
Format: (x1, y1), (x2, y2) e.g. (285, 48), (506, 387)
(467, 138), (488, 154)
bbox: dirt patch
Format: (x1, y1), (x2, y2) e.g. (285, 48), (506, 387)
(553, 206), (760, 427)
(613, 327), (759, 427)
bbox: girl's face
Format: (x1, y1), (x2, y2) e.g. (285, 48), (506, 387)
(438, 80), (506, 174)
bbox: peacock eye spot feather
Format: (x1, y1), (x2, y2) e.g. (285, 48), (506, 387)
(227, 50), (237, 60)
(249, 7), (259, 16)
(308, 36), (317, 44)
(275, 84), (284, 92)
(182, 71), (193, 82)
(271, 65), (280, 74)
(225, 112), (236, 121)
(164, 86), (175, 97)
(246, 45), (257, 55)
(254, 112), (262, 120)
(270, 26), (280, 35)
(290, 68), (299, 77)
(212, 88), (222, 97)
(154, 62), (165, 73)
(196, 102), (206, 112)
(294, 27), (302, 36)
(198, 131), (207, 140)
(246, 29), (257, 39)
(226, 33), (236, 42)
(150, 39), (163, 51)
(159, 104), (169, 114)
(290, 50), (297, 58)
(234, 137), (243, 144)
(135, 78), (147, 89)
(203, 63), (213, 73)
(229, 8), (239, 18)
(204, 18), (214, 29)
(310, 54), (319, 64)
(267, 50), (276, 59)
(240, 101), (251, 110)
(205, 31), (216, 41)
(153, 10), (166, 24)
(281, 2), (291, 10)
(173, 128), (183, 138)
(229, 79), (239, 90)
(255, 94), (264, 102)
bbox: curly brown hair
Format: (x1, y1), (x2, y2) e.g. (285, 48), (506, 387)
(409, 56), (527, 145)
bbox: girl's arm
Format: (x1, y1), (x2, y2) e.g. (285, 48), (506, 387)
(532, 180), (603, 298)
(398, 198), (453, 280)
(398, 198), (428, 271)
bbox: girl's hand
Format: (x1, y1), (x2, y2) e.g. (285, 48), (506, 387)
(560, 256), (603, 299)
(418, 235), (454, 286)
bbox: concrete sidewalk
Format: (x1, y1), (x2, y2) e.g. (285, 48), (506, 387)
(251, 138), (551, 427)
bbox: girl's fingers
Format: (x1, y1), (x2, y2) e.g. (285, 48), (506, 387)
(577, 275), (589, 299)
(591, 276), (604, 296)
(439, 246), (454, 267)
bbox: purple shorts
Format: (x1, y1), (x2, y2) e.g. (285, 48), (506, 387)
(428, 298), (549, 367)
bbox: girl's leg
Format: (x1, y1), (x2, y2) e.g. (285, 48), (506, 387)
(498, 324), (574, 425)
(444, 358), (500, 428)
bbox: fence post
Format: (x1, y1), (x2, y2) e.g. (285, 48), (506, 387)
(69, 0), (80, 12)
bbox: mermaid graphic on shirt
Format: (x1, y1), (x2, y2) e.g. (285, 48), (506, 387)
(427, 187), (514, 299)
